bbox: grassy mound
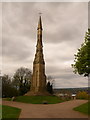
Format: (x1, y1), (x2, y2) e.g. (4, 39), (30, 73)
(2, 105), (21, 119)
(73, 102), (90, 115)
(13, 96), (66, 104)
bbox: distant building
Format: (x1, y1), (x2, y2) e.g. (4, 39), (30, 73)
(71, 94), (76, 100)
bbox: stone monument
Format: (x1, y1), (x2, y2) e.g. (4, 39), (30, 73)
(25, 15), (49, 96)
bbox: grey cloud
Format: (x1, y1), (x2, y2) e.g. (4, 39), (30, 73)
(2, 2), (88, 88)
(55, 76), (88, 88)
(89, 2), (90, 28)
(2, 35), (34, 62)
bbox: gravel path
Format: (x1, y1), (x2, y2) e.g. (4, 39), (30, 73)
(2, 100), (88, 118)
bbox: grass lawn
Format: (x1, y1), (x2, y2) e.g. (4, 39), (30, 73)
(5, 96), (69, 104)
(2, 105), (21, 119)
(73, 102), (90, 115)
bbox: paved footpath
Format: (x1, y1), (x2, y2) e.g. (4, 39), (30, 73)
(2, 100), (88, 118)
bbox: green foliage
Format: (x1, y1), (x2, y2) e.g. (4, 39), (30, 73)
(74, 102), (90, 115)
(2, 67), (32, 98)
(72, 29), (90, 77)
(46, 75), (54, 94)
(12, 67), (32, 95)
(3, 98), (12, 101)
(46, 82), (53, 94)
(12, 96), (65, 104)
(76, 91), (88, 100)
(2, 105), (21, 119)
(2, 75), (19, 98)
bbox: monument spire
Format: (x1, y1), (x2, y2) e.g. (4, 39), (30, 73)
(25, 15), (49, 95)
(37, 15), (42, 30)
(34, 15), (44, 64)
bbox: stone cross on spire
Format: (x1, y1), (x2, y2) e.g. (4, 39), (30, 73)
(37, 13), (42, 30)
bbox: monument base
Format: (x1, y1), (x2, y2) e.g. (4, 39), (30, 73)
(24, 90), (51, 96)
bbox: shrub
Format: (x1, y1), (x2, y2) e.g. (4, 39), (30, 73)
(76, 91), (88, 100)
(3, 85), (19, 98)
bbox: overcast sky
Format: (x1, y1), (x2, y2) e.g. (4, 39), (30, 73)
(1, 2), (88, 88)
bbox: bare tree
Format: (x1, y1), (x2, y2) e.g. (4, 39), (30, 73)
(12, 67), (32, 95)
